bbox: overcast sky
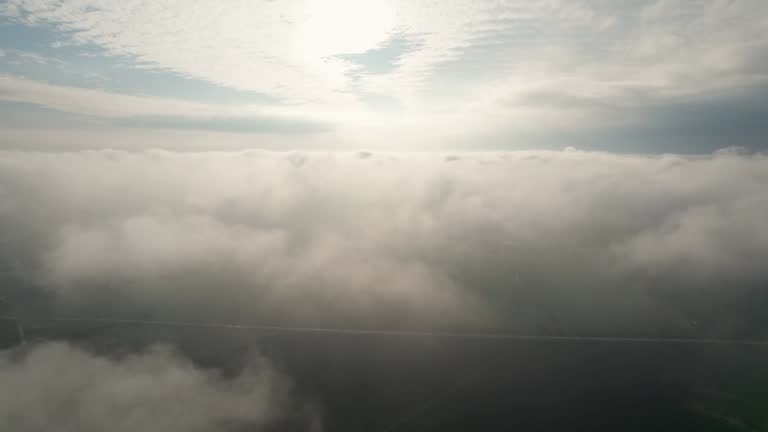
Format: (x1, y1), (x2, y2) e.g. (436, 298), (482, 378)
(1, 0), (767, 152)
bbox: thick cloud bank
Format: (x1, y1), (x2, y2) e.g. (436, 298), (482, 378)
(1, 149), (767, 336)
(0, 342), (309, 432)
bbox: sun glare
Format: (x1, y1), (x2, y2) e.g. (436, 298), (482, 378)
(299, 0), (394, 57)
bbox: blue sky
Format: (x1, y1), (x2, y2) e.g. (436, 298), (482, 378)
(1, 0), (767, 152)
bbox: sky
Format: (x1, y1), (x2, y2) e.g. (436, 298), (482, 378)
(1, 0), (767, 152)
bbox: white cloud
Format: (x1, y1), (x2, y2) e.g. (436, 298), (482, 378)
(0, 75), (311, 119)
(2, 0), (500, 105)
(0, 75), (335, 137)
(0, 126), (337, 151)
(0, 49), (49, 64)
(14, 50), (48, 64)
(0, 75), (485, 148)
(5, 0), (764, 109)
(0, 342), (310, 432)
(0, 2), (20, 17)
(1, 0), (767, 148)
(3, 0), (384, 104)
(1, 150), (767, 334)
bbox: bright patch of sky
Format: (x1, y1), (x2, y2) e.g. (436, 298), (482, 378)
(1, 0), (767, 152)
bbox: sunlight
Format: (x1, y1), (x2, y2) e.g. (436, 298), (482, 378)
(298, 0), (394, 57)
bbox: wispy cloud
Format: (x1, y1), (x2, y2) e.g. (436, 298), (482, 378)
(6, 0), (764, 104)
(1, 0), (767, 150)
(0, 75), (333, 134)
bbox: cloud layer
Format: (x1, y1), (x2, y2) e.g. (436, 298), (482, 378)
(1, 150), (768, 336)
(0, 342), (312, 432)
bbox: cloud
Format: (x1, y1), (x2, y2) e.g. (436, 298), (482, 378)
(0, 342), (315, 432)
(1, 0), (372, 103)
(0, 75), (230, 118)
(2, 1), (768, 150)
(1, 150), (768, 337)
(11, 50), (48, 64)
(497, 82), (768, 153)
(0, 75), (333, 134)
(117, 115), (330, 134)
(5, 0), (763, 103)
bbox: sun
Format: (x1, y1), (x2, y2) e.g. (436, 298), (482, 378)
(298, 0), (394, 58)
